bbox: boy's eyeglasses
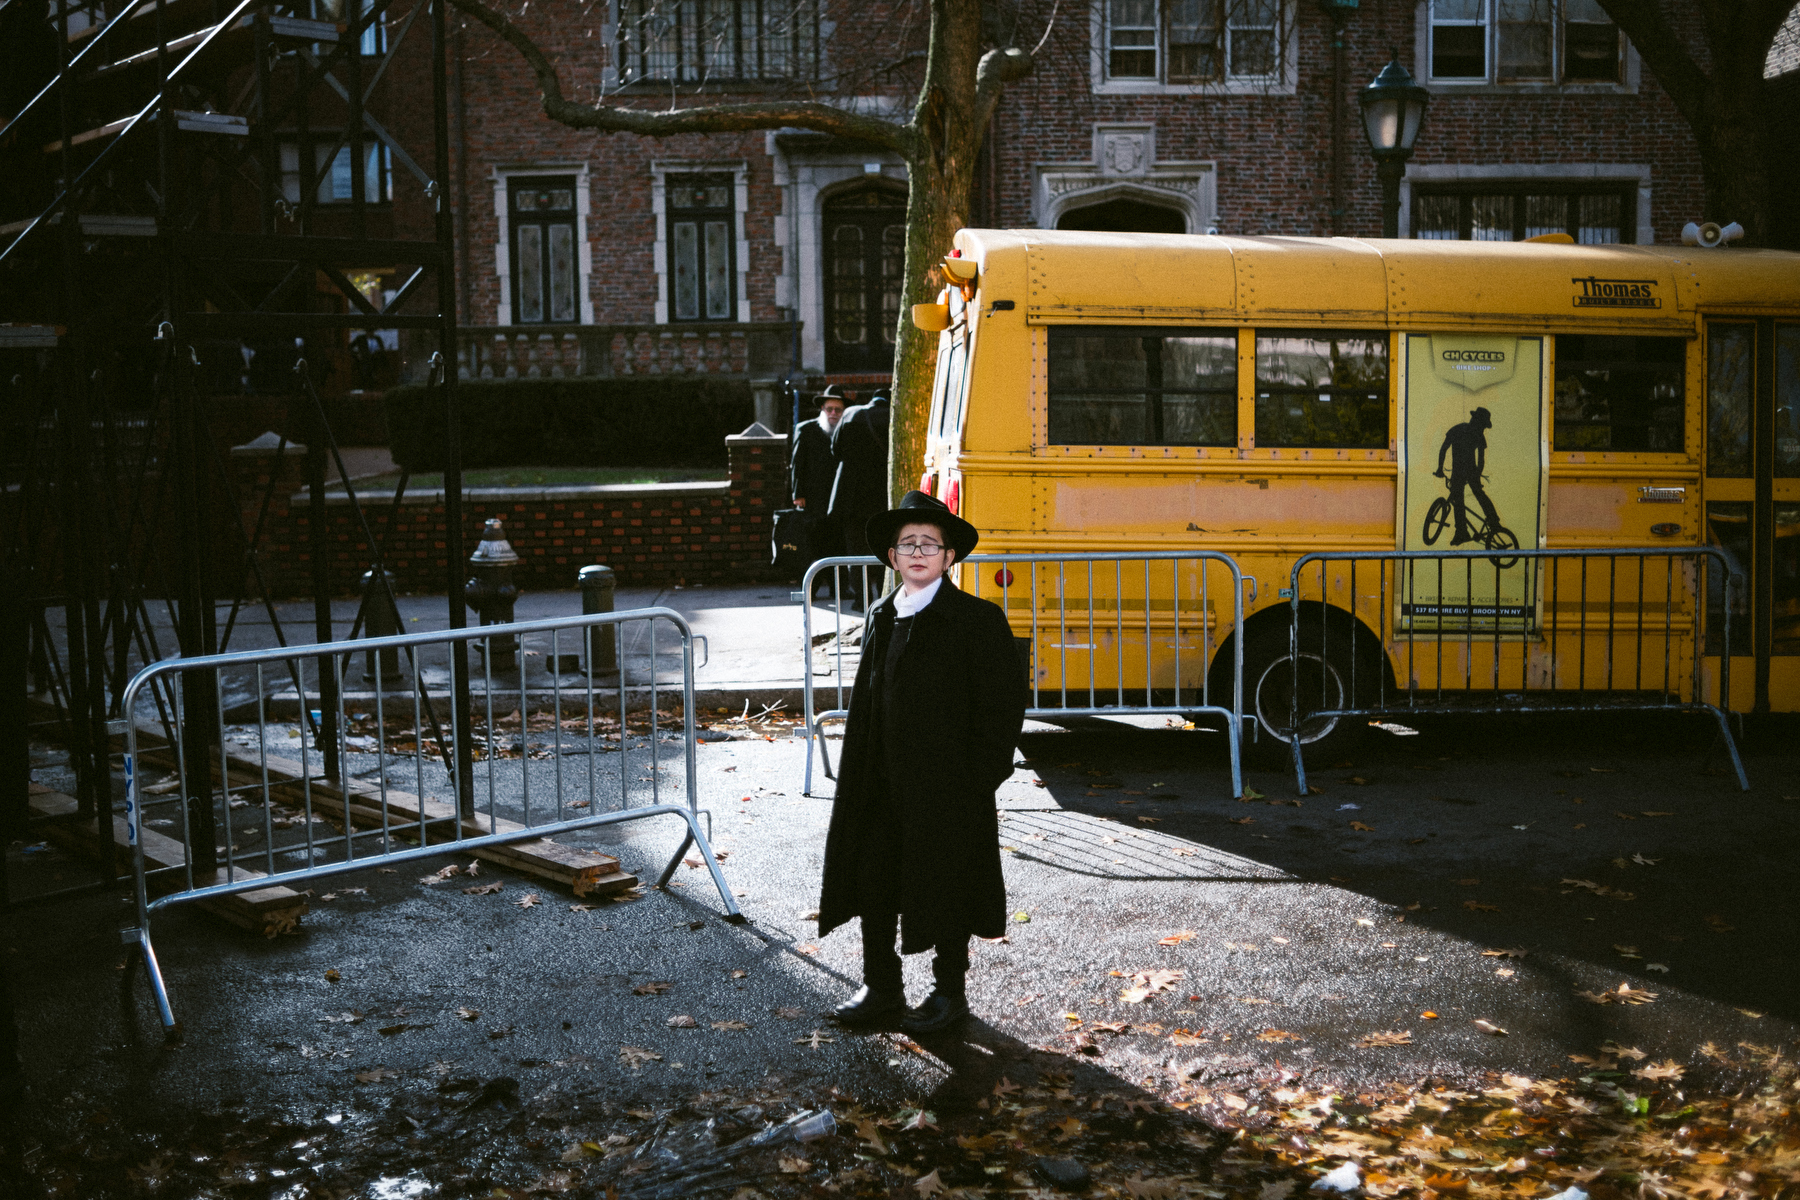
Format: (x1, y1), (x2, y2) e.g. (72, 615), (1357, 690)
(893, 541), (945, 558)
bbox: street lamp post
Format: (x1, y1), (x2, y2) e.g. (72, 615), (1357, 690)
(1358, 55), (1430, 239)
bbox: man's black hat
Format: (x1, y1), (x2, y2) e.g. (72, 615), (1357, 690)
(1471, 406), (1493, 426)
(864, 491), (979, 562)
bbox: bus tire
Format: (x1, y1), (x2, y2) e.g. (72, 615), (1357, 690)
(1241, 619), (1368, 767)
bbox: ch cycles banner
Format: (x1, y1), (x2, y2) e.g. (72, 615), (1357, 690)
(1399, 334), (1546, 632)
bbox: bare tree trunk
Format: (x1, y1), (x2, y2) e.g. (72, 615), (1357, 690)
(886, 0), (1019, 504)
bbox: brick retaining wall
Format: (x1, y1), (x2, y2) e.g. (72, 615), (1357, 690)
(231, 430), (789, 598)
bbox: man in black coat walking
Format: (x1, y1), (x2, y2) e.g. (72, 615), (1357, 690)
(828, 391), (891, 561)
(789, 388), (846, 576)
(818, 492), (1028, 1035)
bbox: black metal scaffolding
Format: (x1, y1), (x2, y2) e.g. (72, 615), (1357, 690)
(0, 0), (471, 893)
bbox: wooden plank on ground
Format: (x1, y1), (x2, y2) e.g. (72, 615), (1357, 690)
(27, 789), (309, 937)
(37, 699), (641, 898)
(271, 771), (639, 898)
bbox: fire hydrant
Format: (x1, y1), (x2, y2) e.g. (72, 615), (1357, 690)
(465, 517), (521, 670)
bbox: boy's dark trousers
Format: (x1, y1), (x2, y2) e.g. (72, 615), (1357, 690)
(861, 912), (968, 998)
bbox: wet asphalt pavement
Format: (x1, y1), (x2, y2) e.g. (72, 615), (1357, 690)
(8, 709), (1800, 1157)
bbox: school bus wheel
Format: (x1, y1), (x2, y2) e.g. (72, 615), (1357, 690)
(1241, 617), (1371, 766)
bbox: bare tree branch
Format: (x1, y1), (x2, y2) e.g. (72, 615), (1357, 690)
(447, 0), (916, 152)
(1592, 0), (1712, 124)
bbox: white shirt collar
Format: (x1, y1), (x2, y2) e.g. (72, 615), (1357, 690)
(891, 575), (944, 618)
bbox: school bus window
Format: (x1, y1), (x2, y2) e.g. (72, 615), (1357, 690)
(1046, 327), (1236, 446)
(1707, 322), (1754, 479)
(1776, 324), (1800, 477)
(1253, 331), (1388, 449)
(1551, 334), (1684, 453)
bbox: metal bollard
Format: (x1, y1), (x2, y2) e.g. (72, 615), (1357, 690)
(465, 517), (521, 671)
(360, 565), (402, 683)
(579, 564), (618, 673)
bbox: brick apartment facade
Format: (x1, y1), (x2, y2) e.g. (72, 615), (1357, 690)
(394, 0), (1763, 401)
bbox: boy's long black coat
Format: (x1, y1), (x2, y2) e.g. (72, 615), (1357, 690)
(818, 579), (1028, 954)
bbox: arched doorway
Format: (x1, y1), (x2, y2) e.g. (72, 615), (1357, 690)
(1056, 196), (1187, 233)
(823, 183), (907, 374)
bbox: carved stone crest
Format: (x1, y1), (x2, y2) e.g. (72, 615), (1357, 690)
(1100, 132), (1149, 176)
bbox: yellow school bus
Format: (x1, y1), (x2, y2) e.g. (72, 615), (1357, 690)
(915, 230), (1800, 755)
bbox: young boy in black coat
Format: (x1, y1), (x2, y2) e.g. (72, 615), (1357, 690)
(817, 492), (1028, 1035)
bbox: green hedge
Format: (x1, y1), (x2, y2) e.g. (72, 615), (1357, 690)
(383, 377), (756, 470)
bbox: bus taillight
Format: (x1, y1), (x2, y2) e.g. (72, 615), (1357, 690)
(945, 478), (961, 514)
(919, 472), (935, 497)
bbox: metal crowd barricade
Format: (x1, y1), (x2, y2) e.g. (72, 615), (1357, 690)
(119, 607), (736, 1038)
(799, 551), (1245, 798)
(1284, 547), (1748, 795)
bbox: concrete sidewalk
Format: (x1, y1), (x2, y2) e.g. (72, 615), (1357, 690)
(43, 580), (851, 716)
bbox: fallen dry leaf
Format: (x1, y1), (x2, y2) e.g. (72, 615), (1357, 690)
(711, 1019), (749, 1031)
(1472, 1019), (1508, 1035)
(1256, 1028), (1301, 1043)
(1632, 1059), (1685, 1081)
(666, 1014), (698, 1028)
(793, 1030), (837, 1048)
(913, 1169), (946, 1197)
(1157, 930), (1196, 946)
(1579, 982), (1658, 1005)
(462, 881), (503, 896)
(632, 981), (673, 996)
(514, 892), (540, 909)
(1350, 821), (1375, 832)
(456, 1007), (479, 1021)
(1122, 1174), (1183, 1200)
(796, 943), (820, 956)
(1463, 900), (1500, 912)
(1481, 948), (1527, 958)
(354, 1067), (398, 1083)
(900, 1108), (937, 1130)
(619, 1046), (661, 1070)
(777, 1155), (809, 1174)
(1358, 1030), (1413, 1047)
(1051, 1116), (1085, 1141)
(1119, 968), (1184, 1004)
(1229, 816), (1256, 825)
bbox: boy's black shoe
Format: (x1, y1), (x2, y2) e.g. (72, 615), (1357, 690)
(830, 986), (905, 1025)
(900, 991), (969, 1035)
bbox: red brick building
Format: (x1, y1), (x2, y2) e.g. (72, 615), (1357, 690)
(398, 0), (1747, 405)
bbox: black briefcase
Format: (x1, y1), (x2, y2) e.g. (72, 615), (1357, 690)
(771, 507), (816, 573)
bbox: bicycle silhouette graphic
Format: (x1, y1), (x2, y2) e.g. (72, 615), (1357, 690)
(1422, 474), (1519, 568)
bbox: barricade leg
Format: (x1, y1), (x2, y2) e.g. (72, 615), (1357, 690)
(124, 925), (178, 1040)
(1706, 707), (1750, 792)
(1226, 724), (1243, 800)
(655, 807), (746, 923)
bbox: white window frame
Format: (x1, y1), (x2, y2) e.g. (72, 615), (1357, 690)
(1416, 0), (1639, 93)
(491, 164), (595, 327)
(1399, 163), (1653, 245)
(650, 160), (752, 325)
(1090, 0), (1297, 96)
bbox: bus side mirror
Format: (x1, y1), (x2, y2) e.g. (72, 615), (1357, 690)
(912, 303), (951, 332)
